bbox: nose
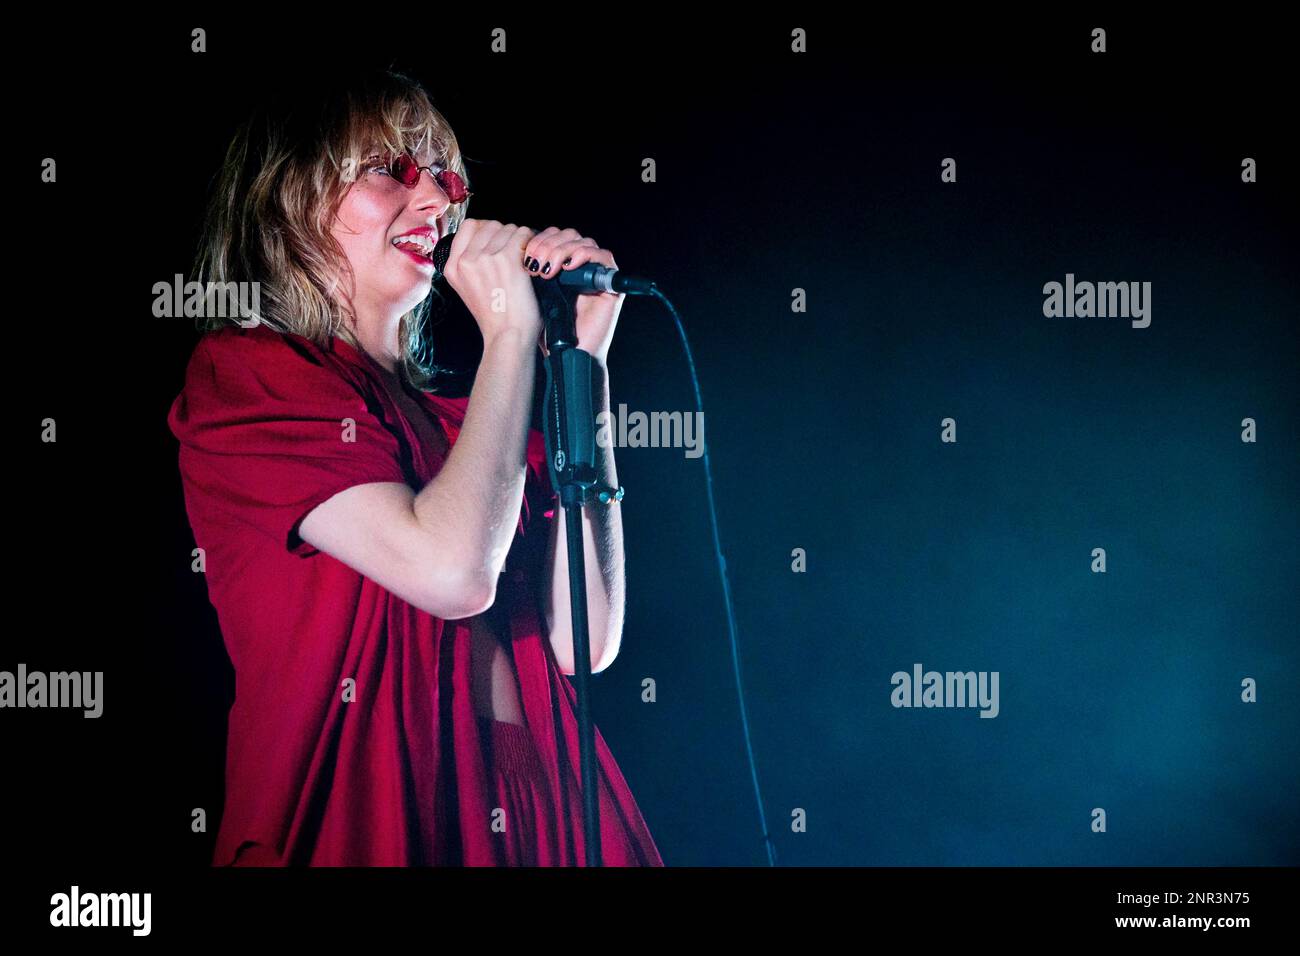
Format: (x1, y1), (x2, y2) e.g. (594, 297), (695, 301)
(411, 168), (452, 217)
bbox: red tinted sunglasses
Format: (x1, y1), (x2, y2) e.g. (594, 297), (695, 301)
(368, 153), (472, 204)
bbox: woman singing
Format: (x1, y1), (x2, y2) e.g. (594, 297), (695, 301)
(167, 68), (663, 866)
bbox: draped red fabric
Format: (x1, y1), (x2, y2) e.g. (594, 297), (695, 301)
(167, 323), (663, 866)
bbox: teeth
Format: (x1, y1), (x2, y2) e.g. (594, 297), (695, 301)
(392, 233), (435, 257)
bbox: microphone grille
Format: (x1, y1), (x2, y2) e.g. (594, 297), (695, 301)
(432, 231), (455, 279)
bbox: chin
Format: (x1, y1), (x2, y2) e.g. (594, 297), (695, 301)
(381, 279), (432, 311)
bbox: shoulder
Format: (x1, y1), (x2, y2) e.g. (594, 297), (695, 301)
(181, 324), (371, 403)
(169, 325), (387, 449)
(187, 323), (344, 376)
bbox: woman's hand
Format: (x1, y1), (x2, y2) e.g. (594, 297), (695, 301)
(442, 219), (543, 344)
(523, 227), (625, 365)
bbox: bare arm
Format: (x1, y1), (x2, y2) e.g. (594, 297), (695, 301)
(410, 326), (537, 596)
(543, 358), (625, 674)
(297, 326), (537, 619)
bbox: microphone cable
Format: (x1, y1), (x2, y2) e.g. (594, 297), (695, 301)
(648, 286), (778, 867)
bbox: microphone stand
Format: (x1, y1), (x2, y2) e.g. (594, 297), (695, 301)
(534, 274), (617, 867)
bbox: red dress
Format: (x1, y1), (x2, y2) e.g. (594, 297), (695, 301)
(167, 323), (663, 866)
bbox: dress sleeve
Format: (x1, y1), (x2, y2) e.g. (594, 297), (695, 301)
(168, 329), (410, 558)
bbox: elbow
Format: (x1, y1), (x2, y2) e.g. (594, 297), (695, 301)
(591, 637), (621, 674)
(553, 626), (622, 676)
(418, 567), (498, 621)
(591, 606), (624, 673)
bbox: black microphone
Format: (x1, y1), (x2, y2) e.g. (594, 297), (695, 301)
(431, 230), (657, 295)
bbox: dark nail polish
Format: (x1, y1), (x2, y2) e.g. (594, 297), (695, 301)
(525, 257), (536, 270)
(541, 262), (551, 275)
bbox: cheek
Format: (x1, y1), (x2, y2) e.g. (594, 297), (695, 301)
(334, 188), (397, 251)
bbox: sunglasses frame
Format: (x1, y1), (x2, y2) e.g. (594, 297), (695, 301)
(385, 152), (473, 204)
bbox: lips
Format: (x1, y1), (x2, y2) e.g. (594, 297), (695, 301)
(391, 229), (437, 260)
(394, 244), (436, 267)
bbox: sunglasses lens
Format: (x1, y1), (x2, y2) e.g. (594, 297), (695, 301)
(435, 169), (469, 203)
(390, 154), (422, 186)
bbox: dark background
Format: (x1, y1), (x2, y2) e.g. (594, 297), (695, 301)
(10, 12), (1297, 872)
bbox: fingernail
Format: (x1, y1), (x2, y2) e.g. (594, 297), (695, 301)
(524, 257), (536, 270)
(541, 261), (551, 275)
(562, 256), (572, 266)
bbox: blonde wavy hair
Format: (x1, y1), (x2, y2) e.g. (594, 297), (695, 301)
(191, 67), (470, 390)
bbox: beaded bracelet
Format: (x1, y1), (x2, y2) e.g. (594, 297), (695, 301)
(593, 484), (625, 505)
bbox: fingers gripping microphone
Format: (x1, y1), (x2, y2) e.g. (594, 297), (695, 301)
(431, 230), (657, 295)
(428, 229), (571, 341)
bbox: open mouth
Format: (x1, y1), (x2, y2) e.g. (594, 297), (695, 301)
(391, 234), (436, 261)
